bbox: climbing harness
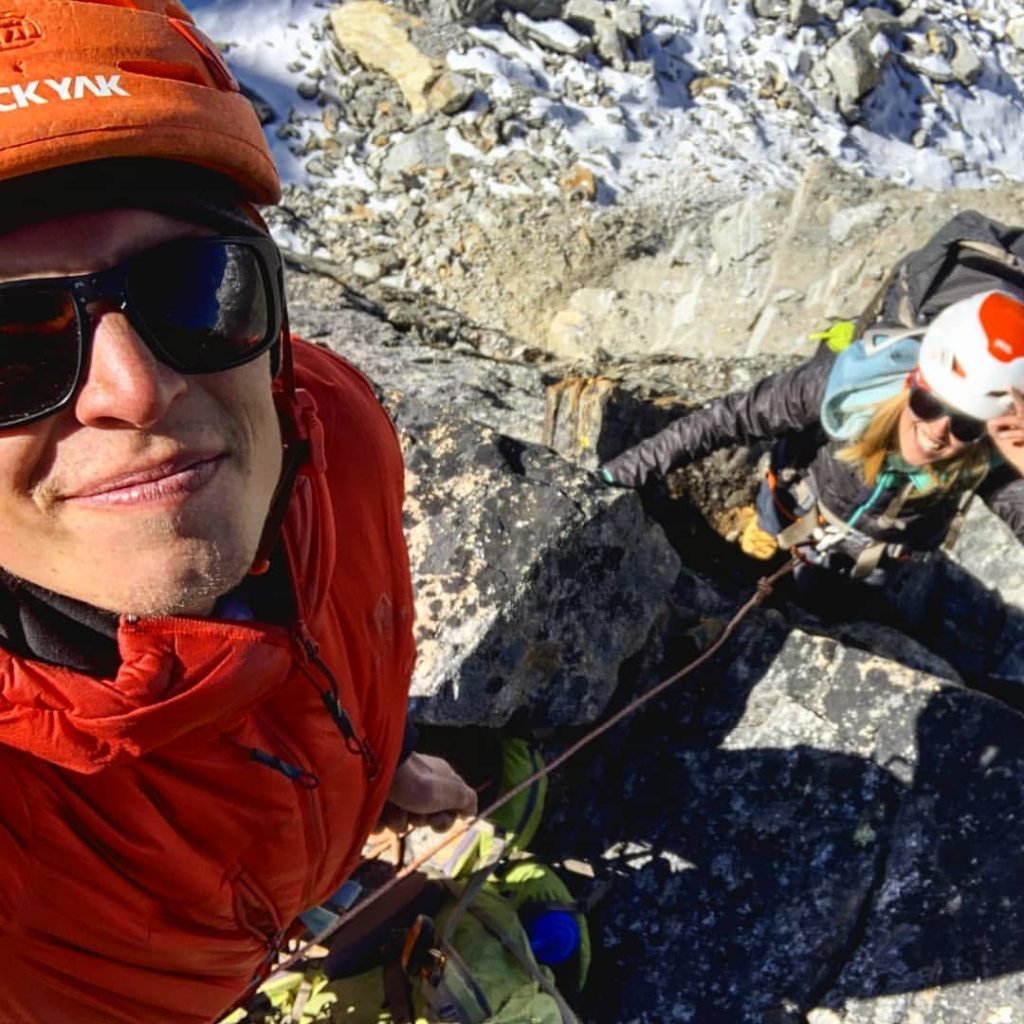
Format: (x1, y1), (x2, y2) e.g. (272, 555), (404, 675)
(771, 473), (914, 581)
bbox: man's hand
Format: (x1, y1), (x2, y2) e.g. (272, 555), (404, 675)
(988, 387), (1024, 474)
(378, 752), (478, 833)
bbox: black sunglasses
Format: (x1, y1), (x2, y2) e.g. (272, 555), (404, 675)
(0, 235), (283, 429)
(908, 387), (987, 444)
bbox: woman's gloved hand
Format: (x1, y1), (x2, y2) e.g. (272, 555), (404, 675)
(739, 516), (779, 560)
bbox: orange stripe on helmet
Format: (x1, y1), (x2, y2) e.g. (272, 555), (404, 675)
(980, 291), (1024, 364)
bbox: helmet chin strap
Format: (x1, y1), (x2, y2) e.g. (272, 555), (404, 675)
(249, 303), (325, 576)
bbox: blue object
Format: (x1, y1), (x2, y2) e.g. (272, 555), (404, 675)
(523, 908), (580, 965)
(820, 329), (922, 442)
(298, 879), (364, 934)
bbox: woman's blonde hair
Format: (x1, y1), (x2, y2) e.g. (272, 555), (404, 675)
(837, 389), (990, 495)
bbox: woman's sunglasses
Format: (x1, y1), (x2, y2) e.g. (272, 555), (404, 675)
(908, 386), (987, 444)
(0, 235), (283, 429)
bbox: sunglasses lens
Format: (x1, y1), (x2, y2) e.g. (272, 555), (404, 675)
(950, 417), (986, 444)
(128, 240), (277, 373)
(909, 388), (943, 421)
(0, 288), (80, 426)
(910, 388), (985, 444)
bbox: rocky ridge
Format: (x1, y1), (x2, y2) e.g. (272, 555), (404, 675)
(260, 1), (1024, 1019)
(227, 0), (1024, 348)
(290, 283), (1024, 1021)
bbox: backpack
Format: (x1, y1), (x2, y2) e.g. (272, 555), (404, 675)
(769, 213), (1024, 574)
(230, 858), (585, 1024)
(853, 209), (1024, 338)
(223, 739), (591, 1024)
(813, 211), (1024, 440)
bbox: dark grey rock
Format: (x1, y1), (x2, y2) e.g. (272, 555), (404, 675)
(541, 620), (1024, 1023)
(379, 127), (450, 176)
(239, 82), (276, 125)
(289, 303), (679, 727)
(789, 0), (820, 28)
(397, 402), (679, 726)
(400, 0), (563, 25)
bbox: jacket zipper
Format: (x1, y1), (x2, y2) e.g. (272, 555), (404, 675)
(279, 484), (378, 777)
(293, 621), (381, 781)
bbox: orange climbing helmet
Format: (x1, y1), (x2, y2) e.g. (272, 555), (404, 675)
(0, 0), (279, 203)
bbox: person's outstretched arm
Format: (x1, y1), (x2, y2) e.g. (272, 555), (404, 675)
(600, 353), (832, 488)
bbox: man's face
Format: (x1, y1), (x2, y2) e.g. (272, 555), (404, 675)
(0, 209), (282, 617)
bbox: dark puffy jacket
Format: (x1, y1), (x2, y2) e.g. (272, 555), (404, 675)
(601, 350), (1024, 550)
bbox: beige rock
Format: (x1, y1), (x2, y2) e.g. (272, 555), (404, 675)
(547, 305), (599, 359)
(543, 159), (1024, 360)
(688, 75), (732, 99)
(559, 163), (598, 200)
(330, 1), (469, 116)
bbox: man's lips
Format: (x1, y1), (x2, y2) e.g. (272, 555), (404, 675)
(61, 454), (225, 505)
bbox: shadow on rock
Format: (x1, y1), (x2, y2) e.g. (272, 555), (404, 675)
(779, 549), (1024, 712)
(537, 591), (1024, 1023)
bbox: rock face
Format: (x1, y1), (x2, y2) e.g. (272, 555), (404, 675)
(289, 253), (1024, 1019)
(547, 162), (1024, 360)
(264, 0), (1024, 1014)
(290, 301), (679, 727)
(397, 395), (679, 727)
(541, 610), (1024, 1023)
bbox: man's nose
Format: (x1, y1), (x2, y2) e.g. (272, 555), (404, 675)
(73, 308), (188, 428)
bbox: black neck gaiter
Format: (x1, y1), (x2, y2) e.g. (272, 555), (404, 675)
(0, 548), (294, 679)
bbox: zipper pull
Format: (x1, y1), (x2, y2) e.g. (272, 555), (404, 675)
(294, 622), (320, 661)
(248, 748), (320, 790)
(320, 691), (381, 781)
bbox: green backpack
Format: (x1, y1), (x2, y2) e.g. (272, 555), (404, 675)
(226, 739), (589, 1024)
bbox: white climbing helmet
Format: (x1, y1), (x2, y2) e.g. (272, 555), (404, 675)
(917, 289), (1024, 421)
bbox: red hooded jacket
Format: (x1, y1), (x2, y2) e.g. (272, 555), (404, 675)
(0, 340), (415, 1023)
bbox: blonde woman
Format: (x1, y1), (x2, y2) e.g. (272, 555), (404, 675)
(601, 290), (1024, 639)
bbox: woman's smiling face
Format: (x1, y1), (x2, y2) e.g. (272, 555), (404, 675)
(897, 400), (973, 466)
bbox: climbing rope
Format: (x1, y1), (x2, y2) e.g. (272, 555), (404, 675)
(267, 554), (800, 979)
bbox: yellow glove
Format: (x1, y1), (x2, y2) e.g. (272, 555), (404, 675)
(740, 517), (779, 560)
